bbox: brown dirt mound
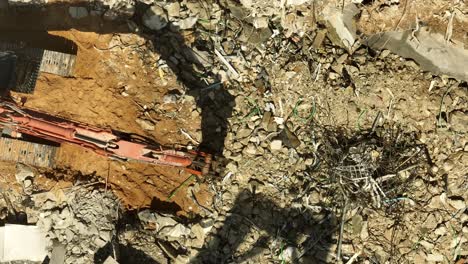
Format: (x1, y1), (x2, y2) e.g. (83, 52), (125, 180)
(8, 30), (210, 215)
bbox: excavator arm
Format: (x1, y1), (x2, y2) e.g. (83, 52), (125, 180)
(0, 100), (211, 175)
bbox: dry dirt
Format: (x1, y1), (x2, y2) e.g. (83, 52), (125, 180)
(7, 30), (211, 215)
(357, 0), (468, 47)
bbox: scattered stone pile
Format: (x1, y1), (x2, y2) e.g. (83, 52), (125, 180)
(32, 188), (119, 264)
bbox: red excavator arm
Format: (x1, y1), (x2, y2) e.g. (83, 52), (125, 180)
(0, 100), (211, 175)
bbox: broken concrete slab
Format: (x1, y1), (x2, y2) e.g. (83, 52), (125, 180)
(0, 224), (47, 262)
(239, 23), (273, 45)
(366, 28), (468, 82)
(322, 3), (360, 53)
(103, 256), (120, 264)
(49, 242), (66, 264)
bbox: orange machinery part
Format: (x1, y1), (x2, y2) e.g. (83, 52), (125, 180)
(0, 101), (208, 174)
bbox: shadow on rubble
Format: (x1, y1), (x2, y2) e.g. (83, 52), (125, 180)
(0, 1), (234, 156)
(193, 189), (336, 264)
(95, 242), (160, 264)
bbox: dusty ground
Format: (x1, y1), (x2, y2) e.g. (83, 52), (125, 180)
(0, 0), (466, 263)
(357, 0), (468, 47)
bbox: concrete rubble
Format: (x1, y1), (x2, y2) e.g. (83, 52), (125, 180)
(367, 28), (468, 82)
(322, 3), (360, 53)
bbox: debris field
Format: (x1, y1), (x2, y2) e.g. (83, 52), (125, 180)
(0, 0), (466, 263)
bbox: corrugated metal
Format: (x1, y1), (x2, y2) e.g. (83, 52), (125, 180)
(0, 137), (57, 167)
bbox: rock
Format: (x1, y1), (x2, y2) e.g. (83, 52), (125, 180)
(135, 118), (155, 131)
(102, 0), (135, 21)
(450, 110), (468, 132)
(367, 28), (468, 82)
(443, 159), (455, 172)
(103, 256), (119, 264)
(175, 16), (198, 29)
(312, 29), (327, 49)
(270, 140), (282, 150)
(15, 163), (34, 183)
(143, 5), (168, 31)
(165, 2), (180, 19)
(447, 198), (465, 210)
(186, 2), (208, 19)
(239, 24), (272, 45)
(434, 225), (447, 236)
(380, 49), (391, 58)
(225, 162), (238, 173)
(64, 229), (75, 242)
(139, 0), (154, 4)
(100, 231), (111, 242)
(282, 246), (298, 262)
(261, 111), (272, 130)
(49, 242), (66, 264)
(278, 127), (301, 148)
(286, 0), (310, 5)
(165, 223), (191, 238)
(322, 3), (360, 53)
(253, 17), (269, 28)
(426, 253), (444, 262)
(243, 144), (257, 155)
(419, 240), (434, 251)
(71, 246), (81, 255)
(69, 7), (89, 19)
(8, 0), (47, 6)
(93, 237), (107, 248)
(199, 218), (214, 232)
(190, 224), (206, 248)
(237, 128), (251, 138)
(163, 93), (178, 104)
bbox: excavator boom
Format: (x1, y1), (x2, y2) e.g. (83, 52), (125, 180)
(0, 100), (211, 175)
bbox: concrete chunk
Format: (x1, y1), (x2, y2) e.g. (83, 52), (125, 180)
(367, 28), (468, 82)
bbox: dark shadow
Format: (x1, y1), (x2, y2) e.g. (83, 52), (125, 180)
(0, 31), (78, 54)
(95, 208), (169, 263)
(0, 1), (234, 156)
(149, 197), (183, 215)
(193, 189), (335, 263)
(94, 242), (160, 264)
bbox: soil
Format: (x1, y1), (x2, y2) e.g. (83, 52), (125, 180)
(7, 29), (210, 215)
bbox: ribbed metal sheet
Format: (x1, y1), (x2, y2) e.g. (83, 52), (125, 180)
(14, 51), (42, 93)
(0, 137), (57, 167)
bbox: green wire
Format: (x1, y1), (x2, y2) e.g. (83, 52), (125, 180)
(167, 175), (195, 201)
(356, 108), (368, 131)
(292, 98), (316, 124)
(280, 242), (285, 264)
